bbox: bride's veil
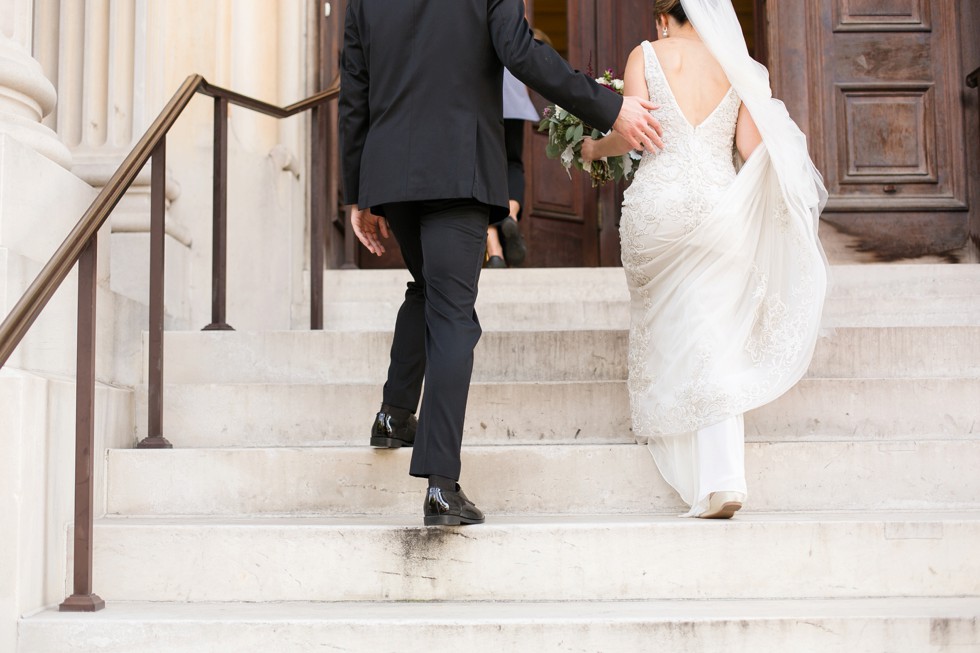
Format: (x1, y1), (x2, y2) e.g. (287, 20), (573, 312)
(680, 0), (828, 259)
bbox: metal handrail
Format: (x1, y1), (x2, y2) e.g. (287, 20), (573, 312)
(0, 75), (339, 367)
(0, 74), (340, 613)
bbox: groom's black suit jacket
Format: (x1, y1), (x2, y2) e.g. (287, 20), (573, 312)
(340, 0), (623, 218)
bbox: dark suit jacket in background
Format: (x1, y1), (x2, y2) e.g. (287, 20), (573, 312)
(340, 0), (623, 219)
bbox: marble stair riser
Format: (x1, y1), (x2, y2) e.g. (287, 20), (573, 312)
(80, 515), (980, 602)
(321, 265), (980, 301)
(106, 440), (980, 516)
(134, 377), (980, 446)
(145, 327), (980, 385)
(322, 299), (980, 331)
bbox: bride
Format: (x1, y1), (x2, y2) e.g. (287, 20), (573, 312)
(582, 0), (828, 519)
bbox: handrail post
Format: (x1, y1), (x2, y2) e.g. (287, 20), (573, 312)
(59, 234), (105, 613)
(205, 96), (233, 331)
(310, 104), (326, 329)
(138, 139), (173, 449)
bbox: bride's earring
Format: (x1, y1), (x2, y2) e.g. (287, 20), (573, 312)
(662, 25), (668, 38)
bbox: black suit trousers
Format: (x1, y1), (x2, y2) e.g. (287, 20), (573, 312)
(381, 199), (490, 480)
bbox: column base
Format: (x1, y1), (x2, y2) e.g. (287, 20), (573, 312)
(0, 37), (72, 168)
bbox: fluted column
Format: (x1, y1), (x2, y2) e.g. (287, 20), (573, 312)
(34, 0), (183, 203)
(32, 0), (191, 324)
(0, 0), (71, 166)
(46, 0), (138, 184)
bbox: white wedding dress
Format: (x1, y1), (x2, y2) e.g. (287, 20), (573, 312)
(620, 39), (828, 516)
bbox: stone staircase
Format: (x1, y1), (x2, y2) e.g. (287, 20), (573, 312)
(18, 265), (980, 652)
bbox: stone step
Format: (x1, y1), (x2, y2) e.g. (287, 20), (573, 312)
(145, 326), (980, 385)
(105, 439), (980, 517)
(135, 377), (980, 446)
(320, 265), (980, 330)
(322, 297), (980, 330)
(325, 298), (633, 330)
(322, 264), (980, 300)
(19, 598), (980, 653)
(84, 512), (980, 602)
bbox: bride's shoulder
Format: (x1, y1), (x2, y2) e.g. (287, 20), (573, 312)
(649, 38), (683, 65)
(626, 42), (650, 67)
(629, 41), (655, 64)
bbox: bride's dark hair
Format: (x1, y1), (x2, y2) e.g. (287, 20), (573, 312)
(654, 0), (689, 24)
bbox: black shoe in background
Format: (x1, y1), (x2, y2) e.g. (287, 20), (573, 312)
(370, 404), (417, 448)
(500, 216), (527, 267)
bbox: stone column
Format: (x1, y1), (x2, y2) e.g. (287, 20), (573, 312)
(0, 0), (71, 166)
(33, 0), (192, 324)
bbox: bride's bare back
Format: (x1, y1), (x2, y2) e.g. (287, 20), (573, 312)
(650, 38), (731, 129)
(582, 18), (760, 165)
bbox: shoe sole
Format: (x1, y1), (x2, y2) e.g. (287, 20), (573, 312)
(700, 502), (742, 520)
(370, 437), (413, 448)
(500, 219), (527, 267)
(423, 514), (486, 526)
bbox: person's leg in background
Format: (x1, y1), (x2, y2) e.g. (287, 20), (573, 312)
(499, 118), (528, 267)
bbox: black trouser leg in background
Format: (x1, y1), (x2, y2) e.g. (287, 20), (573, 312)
(381, 199), (490, 481)
(504, 119), (526, 217)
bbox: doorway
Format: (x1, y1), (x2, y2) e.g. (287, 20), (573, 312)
(522, 0), (766, 268)
(327, 0), (767, 269)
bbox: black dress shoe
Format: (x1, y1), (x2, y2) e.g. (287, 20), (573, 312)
(370, 404), (416, 448)
(424, 485), (485, 526)
(487, 255), (507, 269)
(500, 216), (527, 267)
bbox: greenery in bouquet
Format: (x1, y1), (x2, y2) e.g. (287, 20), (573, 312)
(538, 69), (643, 188)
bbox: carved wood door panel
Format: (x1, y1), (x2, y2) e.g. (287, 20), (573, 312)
(771, 0), (970, 257)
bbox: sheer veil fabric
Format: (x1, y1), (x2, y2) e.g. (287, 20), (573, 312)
(627, 0), (829, 495)
(681, 0), (830, 233)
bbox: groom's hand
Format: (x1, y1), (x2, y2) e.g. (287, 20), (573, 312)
(614, 96), (664, 152)
(351, 205), (390, 256)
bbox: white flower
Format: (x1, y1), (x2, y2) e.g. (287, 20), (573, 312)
(554, 106), (566, 119)
(596, 77), (611, 86)
(560, 144), (575, 170)
(612, 79), (624, 91)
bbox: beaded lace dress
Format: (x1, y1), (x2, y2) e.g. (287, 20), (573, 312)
(620, 41), (827, 515)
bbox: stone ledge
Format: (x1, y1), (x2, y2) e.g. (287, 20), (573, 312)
(18, 598), (980, 653)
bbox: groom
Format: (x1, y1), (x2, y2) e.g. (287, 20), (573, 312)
(340, 0), (663, 526)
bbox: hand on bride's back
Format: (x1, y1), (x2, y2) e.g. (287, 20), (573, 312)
(614, 95), (664, 151)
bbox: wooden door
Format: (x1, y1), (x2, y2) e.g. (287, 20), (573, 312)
(523, 0), (656, 267)
(593, 1), (658, 267)
(318, 0), (367, 269)
(524, 0), (761, 267)
(522, 0), (601, 266)
(320, 0), (407, 268)
(769, 0), (971, 259)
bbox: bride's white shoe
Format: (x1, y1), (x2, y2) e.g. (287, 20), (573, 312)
(699, 491), (743, 519)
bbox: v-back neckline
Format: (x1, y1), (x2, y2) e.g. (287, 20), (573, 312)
(646, 41), (735, 131)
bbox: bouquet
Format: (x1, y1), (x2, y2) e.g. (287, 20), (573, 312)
(538, 69), (643, 187)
